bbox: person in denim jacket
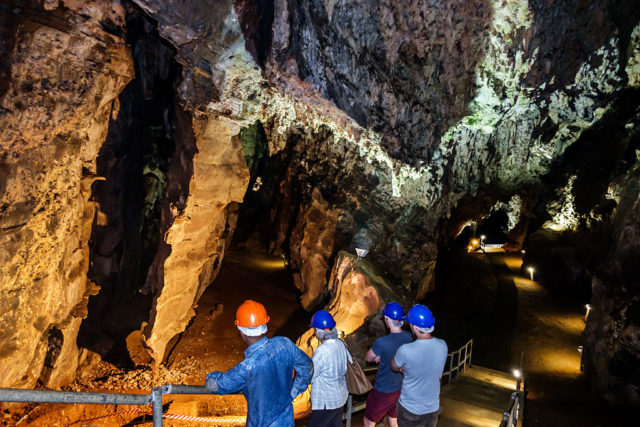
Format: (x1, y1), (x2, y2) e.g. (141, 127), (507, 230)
(205, 300), (312, 426)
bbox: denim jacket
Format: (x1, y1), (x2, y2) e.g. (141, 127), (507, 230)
(205, 336), (312, 426)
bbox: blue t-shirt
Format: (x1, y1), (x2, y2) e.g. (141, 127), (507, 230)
(371, 331), (413, 393)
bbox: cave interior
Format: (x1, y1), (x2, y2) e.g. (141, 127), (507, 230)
(1, 0), (640, 425)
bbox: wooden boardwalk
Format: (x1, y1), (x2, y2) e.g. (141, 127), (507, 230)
(439, 365), (523, 427)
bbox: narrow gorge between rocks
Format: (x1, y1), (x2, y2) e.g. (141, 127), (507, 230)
(1, 0), (640, 426)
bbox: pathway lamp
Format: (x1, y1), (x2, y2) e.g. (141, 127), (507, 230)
(585, 304), (591, 322)
(480, 235), (486, 248)
(527, 266), (535, 281)
(513, 369), (522, 392)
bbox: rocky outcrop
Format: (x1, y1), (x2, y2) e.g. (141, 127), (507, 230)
(584, 159), (640, 407)
(143, 113), (250, 363)
(296, 251), (411, 358)
(0, 1), (133, 387)
(289, 189), (339, 309)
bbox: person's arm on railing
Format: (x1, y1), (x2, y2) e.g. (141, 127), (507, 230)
(205, 362), (248, 394)
(365, 348), (380, 364)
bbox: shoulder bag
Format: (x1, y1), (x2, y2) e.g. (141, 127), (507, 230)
(340, 340), (373, 395)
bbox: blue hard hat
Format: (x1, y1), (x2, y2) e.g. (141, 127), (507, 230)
(311, 310), (336, 330)
(382, 302), (405, 320)
(406, 304), (435, 328)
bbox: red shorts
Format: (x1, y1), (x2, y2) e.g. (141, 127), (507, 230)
(364, 388), (402, 422)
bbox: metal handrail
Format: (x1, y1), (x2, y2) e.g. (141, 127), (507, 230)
(0, 387), (163, 426)
(0, 388), (151, 405)
(0, 382), (226, 426)
(442, 339), (473, 385)
(499, 391), (521, 427)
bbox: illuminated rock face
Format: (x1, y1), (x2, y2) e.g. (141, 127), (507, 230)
(0, 1), (133, 388)
(296, 251), (411, 358)
(143, 115), (250, 363)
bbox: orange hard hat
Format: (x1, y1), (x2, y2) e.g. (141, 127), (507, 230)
(235, 300), (270, 327)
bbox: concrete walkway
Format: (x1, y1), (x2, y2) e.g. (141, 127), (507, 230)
(439, 365), (522, 427)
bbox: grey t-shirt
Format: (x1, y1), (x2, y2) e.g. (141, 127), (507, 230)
(394, 337), (448, 415)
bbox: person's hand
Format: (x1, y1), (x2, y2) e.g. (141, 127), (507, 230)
(375, 355), (381, 364)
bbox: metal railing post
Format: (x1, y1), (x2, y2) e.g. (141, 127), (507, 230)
(346, 394), (353, 427)
(152, 387), (163, 427)
(448, 354), (453, 383)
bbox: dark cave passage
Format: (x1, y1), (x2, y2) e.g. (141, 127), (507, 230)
(427, 247), (638, 426)
(77, 5), (181, 368)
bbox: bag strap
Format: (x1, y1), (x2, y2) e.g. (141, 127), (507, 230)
(338, 339), (354, 363)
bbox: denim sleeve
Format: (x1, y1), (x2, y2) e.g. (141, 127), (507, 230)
(205, 362), (248, 395)
(290, 346), (313, 399)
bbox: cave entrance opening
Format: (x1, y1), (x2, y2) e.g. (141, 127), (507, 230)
(78, 5), (181, 368)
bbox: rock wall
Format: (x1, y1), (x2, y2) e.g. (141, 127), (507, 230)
(143, 114), (250, 362)
(131, 0), (640, 363)
(584, 159), (640, 406)
(0, 1), (133, 387)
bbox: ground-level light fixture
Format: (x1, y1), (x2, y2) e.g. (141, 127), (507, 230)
(578, 346), (583, 353)
(513, 369), (521, 378)
(585, 304), (592, 322)
(527, 266), (535, 281)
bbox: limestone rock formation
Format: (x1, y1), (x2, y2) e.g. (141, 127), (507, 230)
(0, 1), (133, 388)
(584, 159), (640, 405)
(143, 114), (250, 362)
(296, 251), (411, 358)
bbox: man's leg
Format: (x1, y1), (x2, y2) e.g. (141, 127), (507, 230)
(396, 402), (421, 426)
(364, 389), (383, 427)
(385, 390), (402, 427)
